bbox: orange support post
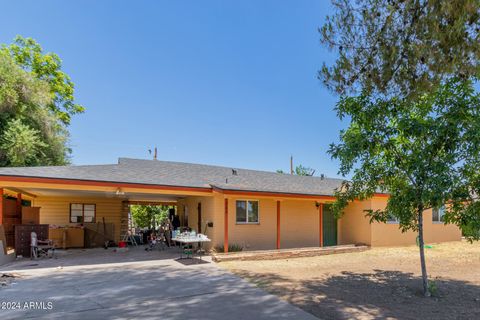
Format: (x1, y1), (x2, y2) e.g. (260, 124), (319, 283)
(224, 198), (229, 253)
(319, 203), (324, 247)
(276, 201), (281, 249)
(0, 188), (3, 225)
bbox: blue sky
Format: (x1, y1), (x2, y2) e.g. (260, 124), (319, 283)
(0, 1), (346, 178)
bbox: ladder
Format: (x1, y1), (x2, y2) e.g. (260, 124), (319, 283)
(121, 210), (138, 246)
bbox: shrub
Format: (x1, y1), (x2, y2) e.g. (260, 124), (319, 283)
(214, 244), (243, 253)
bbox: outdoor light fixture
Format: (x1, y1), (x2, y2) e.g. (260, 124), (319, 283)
(116, 188), (125, 196)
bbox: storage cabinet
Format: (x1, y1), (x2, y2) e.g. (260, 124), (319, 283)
(49, 227), (85, 249)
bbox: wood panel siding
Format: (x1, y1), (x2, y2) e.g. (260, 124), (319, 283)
(33, 196), (123, 242)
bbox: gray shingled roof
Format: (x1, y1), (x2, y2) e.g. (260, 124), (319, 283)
(0, 158), (345, 196)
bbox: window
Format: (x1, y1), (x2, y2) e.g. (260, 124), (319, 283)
(70, 204), (96, 223)
(386, 213), (399, 223)
(432, 206), (445, 223)
(70, 204), (83, 223)
(236, 200), (259, 223)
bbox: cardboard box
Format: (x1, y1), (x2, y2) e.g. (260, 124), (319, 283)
(48, 227), (85, 249)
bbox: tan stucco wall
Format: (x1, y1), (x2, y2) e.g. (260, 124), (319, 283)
(212, 195), (461, 250)
(33, 196), (123, 241)
(211, 195), (321, 250)
(280, 200), (319, 249)
(21, 189), (462, 250)
(224, 196), (277, 250)
(370, 197), (462, 246)
(176, 196), (217, 249)
(338, 200), (372, 246)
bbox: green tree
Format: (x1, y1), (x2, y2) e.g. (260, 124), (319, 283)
(277, 165), (316, 176)
(0, 119), (47, 166)
(329, 78), (480, 296)
(295, 165), (316, 176)
(131, 205), (169, 229)
(0, 36), (82, 166)
(5, 36), (84, 125)
(320, 0), (480, 98)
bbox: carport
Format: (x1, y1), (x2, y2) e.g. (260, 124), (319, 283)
(0, 177), (213, 258)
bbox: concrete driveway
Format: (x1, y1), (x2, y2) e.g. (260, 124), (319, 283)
(0, 248), (316, 320)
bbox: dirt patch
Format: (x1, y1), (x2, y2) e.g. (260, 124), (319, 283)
(219, 241), (480, 320)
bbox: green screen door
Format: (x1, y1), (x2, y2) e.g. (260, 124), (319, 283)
(323, 205), (337, 246)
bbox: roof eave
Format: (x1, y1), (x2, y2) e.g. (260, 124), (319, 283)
(0, 175), (213, 194)
(211, 185), (337, 200)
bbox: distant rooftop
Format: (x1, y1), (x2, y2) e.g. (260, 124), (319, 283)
(0, 158), (346, 196)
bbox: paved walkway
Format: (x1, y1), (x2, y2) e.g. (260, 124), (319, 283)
(0, 248), (316, 319)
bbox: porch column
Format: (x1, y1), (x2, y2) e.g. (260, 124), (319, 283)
(0, 188), (3, 225)
(224, 198), (228, 253)
(276, 200), (281, 249)
(319, 203), (324, 247)
(16, 193), (22, 221)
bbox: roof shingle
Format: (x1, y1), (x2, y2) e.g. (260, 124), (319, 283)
(0, 158), (345, 196)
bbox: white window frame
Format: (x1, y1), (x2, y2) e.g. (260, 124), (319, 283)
(386, 213), (399, 224)
(70, 203), (96, 223)
(235, 200), (259, 224)
(432, 206), (445, 223)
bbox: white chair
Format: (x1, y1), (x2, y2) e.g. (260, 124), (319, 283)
(30, 232), (56, 259)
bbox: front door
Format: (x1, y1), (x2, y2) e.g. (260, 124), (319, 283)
(323, 205), (337, 246)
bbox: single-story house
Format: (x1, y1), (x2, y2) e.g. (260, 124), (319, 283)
(0, 158), (461, 252)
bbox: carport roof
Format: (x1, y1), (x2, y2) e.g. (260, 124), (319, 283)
(0, 158), (346, 197)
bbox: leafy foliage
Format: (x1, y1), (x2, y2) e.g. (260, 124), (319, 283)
(276, 164), (316, 176)
(214, 244), (243, 252)
(0, 119), (47, 166)
(0, 36), (82, 167)
(320, 0), (480, 98)
(295, 164), (316, 176)
(6, 36), (84, 125)
(329, 78), (480, 295)
(321, 0), (480, 297)
(130, 205), (170, 229)
(330, 78), (480, 233)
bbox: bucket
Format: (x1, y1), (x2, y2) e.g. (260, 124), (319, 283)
(118, 241), (127, 248)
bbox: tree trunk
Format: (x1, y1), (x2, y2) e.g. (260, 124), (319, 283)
(418, 207), (430, 297)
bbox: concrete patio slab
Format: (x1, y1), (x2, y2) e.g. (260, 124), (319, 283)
(0, 247), (317, 319)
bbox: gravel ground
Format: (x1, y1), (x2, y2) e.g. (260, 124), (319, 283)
(219, 240), (480, 320)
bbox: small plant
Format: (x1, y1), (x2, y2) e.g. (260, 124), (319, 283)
(214, 244), (243, 252)
(428, 279), (438, 296)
